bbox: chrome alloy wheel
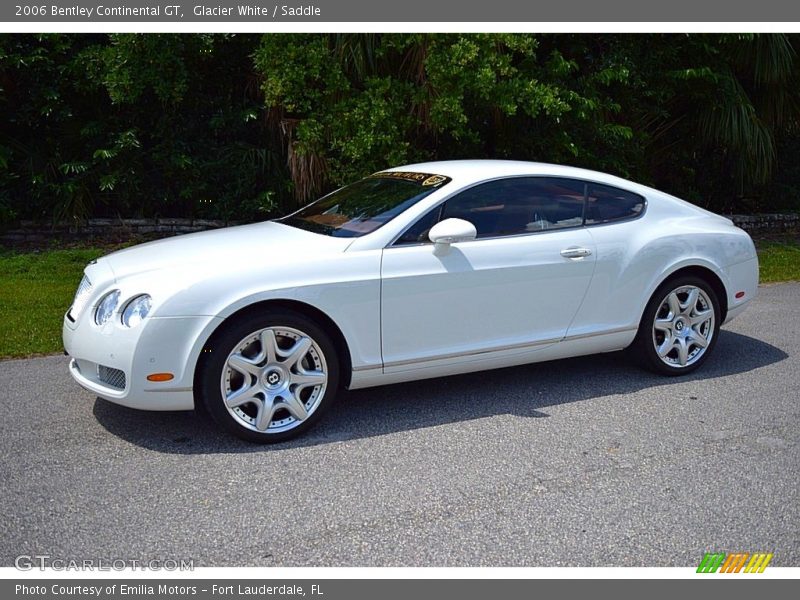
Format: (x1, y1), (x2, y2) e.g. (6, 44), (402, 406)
(652, 285), (715, 368)
(221, 326), (328, 434)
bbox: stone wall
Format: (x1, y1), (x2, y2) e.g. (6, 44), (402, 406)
(725, 213), (800, 234)
(1, 218), (238, 247)
(1, 213), (798, 247)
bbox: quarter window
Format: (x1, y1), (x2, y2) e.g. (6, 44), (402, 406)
(585, 183), (645, 225)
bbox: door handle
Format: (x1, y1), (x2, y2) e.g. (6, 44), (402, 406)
(560, 247), (592, 259)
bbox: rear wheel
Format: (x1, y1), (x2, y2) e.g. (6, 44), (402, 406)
(198, 310), (339, 443)
(633, 275), (721, 376)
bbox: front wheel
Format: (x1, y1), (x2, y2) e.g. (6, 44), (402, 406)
(198, 310), (340, 443)
(633, 275), (721, 376)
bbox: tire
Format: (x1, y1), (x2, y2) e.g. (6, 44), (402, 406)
(633, 275), (721, 376)
(197, 309), (340, 443)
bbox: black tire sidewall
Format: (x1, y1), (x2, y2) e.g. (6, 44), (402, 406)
(636, 275), (722, 376)
(198, 309), (340, 443)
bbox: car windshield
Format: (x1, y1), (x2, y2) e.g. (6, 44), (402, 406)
(279, 172), (451, 237)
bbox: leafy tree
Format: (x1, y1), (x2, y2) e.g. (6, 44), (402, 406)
(2, 33), (799, 228)
(1, 33), (287, 225)
(254, 34), (640, 202)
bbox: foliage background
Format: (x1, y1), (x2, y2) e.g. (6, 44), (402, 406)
(2, 33), (799, 226)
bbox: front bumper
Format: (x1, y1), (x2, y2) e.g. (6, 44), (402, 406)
(63, 310), (222, 411)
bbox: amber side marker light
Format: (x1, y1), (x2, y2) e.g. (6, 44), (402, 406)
(735, 291), (746, 299)
(147, 373), (174, 382)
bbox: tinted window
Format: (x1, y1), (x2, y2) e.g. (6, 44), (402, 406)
(440, 177), (586, 238)
(280, 172), (450, 238)
(394, 206), (442, 245)
(585, 183), (644, 225)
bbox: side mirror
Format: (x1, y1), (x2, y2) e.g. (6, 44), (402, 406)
(428, 218), (477, 245)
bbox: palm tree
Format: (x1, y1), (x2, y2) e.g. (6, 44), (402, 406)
(648, 34), (799, 205)
(703, 35), (798, 193)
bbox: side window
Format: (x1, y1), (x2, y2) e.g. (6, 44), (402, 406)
(394, 207), (441, 245)
(440, 177), (586, 238)
(585, 183), (645, 225)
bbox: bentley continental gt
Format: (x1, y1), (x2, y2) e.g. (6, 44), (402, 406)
(63, 161), (759, 442)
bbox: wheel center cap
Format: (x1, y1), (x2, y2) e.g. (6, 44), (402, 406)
(674, 319), (685, 333)
(264, 368), (284, 388)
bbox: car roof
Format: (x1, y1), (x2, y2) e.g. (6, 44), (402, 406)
(385, 160), (647, 192)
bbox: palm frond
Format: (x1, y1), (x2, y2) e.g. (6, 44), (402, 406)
(698, 70), (775, 185)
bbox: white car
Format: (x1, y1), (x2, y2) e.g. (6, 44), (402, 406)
(63, 160), (759, 442)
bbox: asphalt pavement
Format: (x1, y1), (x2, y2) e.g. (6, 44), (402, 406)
(1, 284), (798, 567)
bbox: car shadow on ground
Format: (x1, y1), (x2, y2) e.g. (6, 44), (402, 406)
(93, 330), (788, 455)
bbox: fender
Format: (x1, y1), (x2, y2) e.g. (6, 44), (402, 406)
(637, 258), (730, 325)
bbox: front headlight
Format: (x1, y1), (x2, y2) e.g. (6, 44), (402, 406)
(94, 290), (120, 326)
(70, 274), (93, 318)
(121, 294), (152, 328)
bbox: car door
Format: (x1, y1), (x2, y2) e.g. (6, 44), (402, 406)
(380, 176), (597, 372)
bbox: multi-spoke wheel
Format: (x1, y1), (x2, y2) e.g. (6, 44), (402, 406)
(634, 275), (721, 375)
(198, 310), (340, 443)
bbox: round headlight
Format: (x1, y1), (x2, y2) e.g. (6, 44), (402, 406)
(94, 290), (120, 326)
(122, 294), (152, 328)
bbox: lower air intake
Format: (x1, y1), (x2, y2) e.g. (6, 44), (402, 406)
(98, 365), (126, 390)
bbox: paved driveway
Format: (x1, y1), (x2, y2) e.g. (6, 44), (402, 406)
(1, 284), (797, 567)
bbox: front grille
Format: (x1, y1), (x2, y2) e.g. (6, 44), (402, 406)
(69, 275), (93, 320)
(98, 365), (126, 390)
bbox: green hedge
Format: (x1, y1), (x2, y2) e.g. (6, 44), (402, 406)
(2, 33), (799, 226)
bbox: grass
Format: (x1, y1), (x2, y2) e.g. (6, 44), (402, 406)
(0, 239), (798, 359)
(0, 248), (107, 358)
(756, 239), (800, 283)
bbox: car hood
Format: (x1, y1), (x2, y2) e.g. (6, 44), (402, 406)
(99, 221), (351, 281)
